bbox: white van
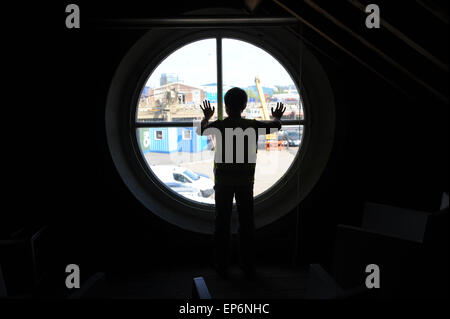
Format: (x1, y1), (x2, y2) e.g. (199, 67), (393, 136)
(150, 165), (214, 198)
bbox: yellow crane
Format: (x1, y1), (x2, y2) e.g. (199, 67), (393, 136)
(255, 76), (279, 149)
(255, 76), (271, 120)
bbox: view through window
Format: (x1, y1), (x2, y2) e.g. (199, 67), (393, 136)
(136, 38), (304, 204)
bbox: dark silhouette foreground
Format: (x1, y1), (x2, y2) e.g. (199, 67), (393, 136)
(200, 87), (285, 278)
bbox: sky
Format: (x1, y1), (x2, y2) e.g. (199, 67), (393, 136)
(145, 38), (296, 89)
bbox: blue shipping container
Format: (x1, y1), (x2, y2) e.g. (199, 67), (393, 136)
(137, 127), (208, 153)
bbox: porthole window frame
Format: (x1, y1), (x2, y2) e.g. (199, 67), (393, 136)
(106, 27), (335, 234)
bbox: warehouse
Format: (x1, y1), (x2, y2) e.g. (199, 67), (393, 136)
(153, 82), (206, 106)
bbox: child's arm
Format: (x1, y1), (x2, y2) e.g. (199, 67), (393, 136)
(199, 100), (216, 135)
(255, 102), (286, 132)
(271, 102), (286, 122)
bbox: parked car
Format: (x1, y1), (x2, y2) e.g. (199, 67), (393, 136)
(165, 181), (200, 194)
(151, 165), (214, 198)
(282, 130), (301, 147)
(165, 182), (215, 204)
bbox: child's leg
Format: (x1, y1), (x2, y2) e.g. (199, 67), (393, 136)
(213, 184), (234, 271)
(235, 184), (255, 272)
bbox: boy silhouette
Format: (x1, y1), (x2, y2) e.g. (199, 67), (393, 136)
(199, 87), (285, 278)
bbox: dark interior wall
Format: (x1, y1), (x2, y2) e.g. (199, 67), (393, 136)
(5, 0), (447, 277)
(298, 55), (448, 265)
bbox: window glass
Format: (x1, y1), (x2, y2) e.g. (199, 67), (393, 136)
(222, 39), (304, 197)
(222, 38), (304, 121)
(183, 129), (192, 140)
(137, 39), (218, 122)
(136, 38), (304, 205)
(155, 130), (163, 140)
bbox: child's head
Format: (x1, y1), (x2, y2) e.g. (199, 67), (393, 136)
(224, 87), (247, 117)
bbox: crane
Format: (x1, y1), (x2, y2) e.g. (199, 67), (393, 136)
(255, 76), (284, 150)
(255, 76), (271, 121)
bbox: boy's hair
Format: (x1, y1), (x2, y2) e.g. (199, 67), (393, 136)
(224, 87), (247, 114)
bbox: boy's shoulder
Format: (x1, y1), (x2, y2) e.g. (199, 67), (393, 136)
(241, 118), (258, 124)
(211, 118), (259, 130)
(224, 117), (258, 125)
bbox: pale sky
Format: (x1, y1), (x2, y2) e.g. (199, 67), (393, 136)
(145, 38), (296, 89)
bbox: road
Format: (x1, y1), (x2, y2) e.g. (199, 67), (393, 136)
(144, 147), (299, 197)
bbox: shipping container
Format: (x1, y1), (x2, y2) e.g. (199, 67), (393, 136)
(137, 127), (208, 153)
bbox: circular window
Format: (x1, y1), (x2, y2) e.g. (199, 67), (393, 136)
(135, 38), (305, 205)
(106, 27), (335, 234)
